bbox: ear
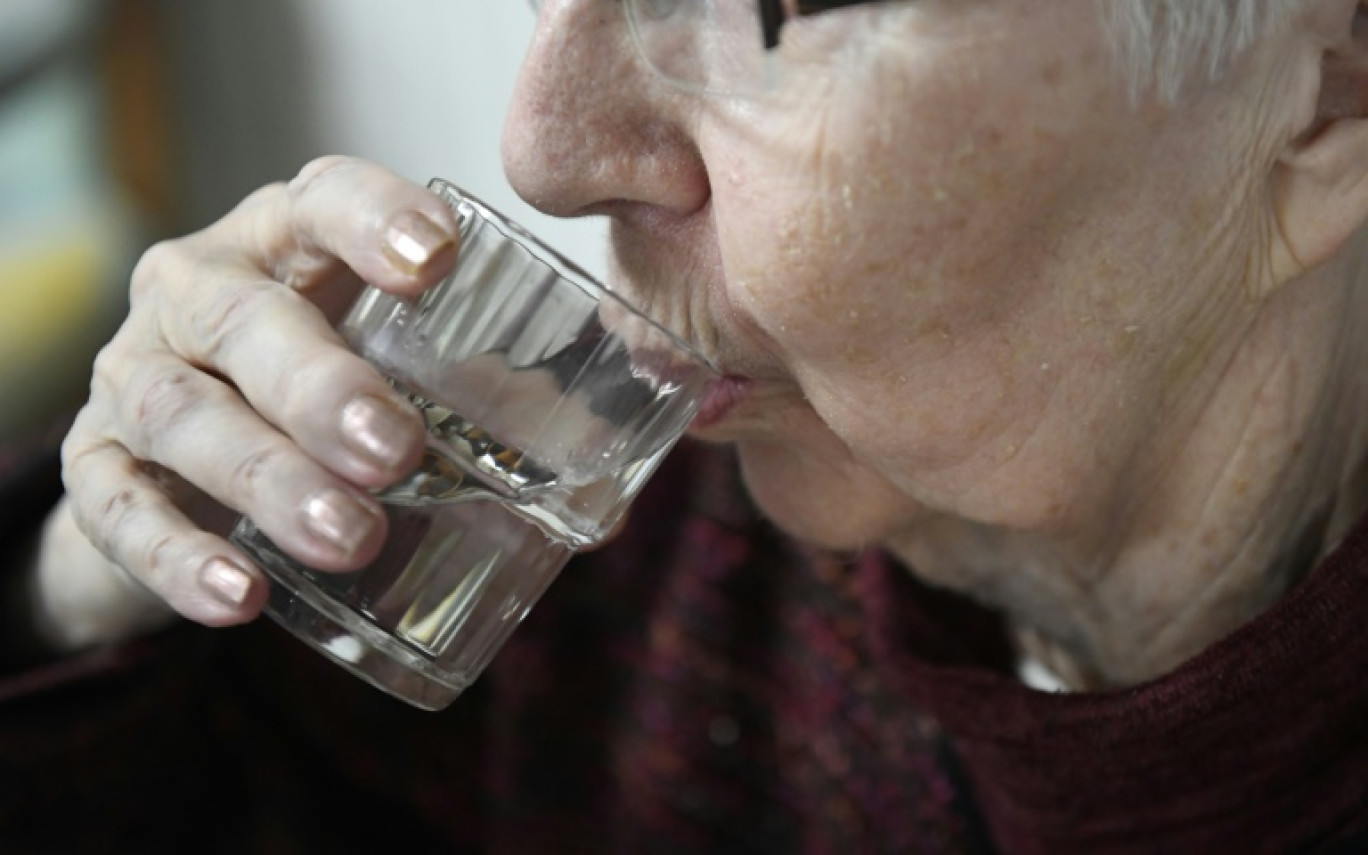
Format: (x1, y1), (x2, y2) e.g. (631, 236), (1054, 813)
(1271, 2), (1368, 280)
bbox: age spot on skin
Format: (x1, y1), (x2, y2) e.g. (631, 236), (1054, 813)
(1043, 60), (1064, 87)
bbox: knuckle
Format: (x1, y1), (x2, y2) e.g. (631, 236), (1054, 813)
(141, 533), (182, 591)
(288, 155), (358, 202)
(283, 157), (363, 276)
(203, 182), (286, 249)
(60, 413), (102, 476)
(90, 338), (130, 397)
(274, 350), (353, 422)
(57, 445), (159, 573)
(229, 443), (290, 502)
(137, 366), (199, 423)
(97, 487), (138, 530)
(89, 484), (142, 558)
(130, 366), (208, 454)
(187, 279), (276, 366)
(268, 367), (310, 426)
(236, 180), (288, 214)
(206, 181), (286, 239)
(60, 432), (103, 493)
(129, 238), (189, 305)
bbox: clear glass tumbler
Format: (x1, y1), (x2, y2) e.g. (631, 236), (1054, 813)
(230, 179), (718, 710)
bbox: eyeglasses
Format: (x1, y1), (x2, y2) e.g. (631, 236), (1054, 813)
(529, 1), (892, 98)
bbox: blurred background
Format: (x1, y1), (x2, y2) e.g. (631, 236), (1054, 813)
(0, 0), (605, 455)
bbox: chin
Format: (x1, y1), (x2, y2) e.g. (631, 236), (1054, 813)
(734, 437), (923, 554)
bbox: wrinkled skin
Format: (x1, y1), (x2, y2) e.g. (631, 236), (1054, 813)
(51, 161), (454, 630)
(47, 0), (1368, 686)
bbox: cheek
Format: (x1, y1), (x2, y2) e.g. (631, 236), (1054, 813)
(712, 102), (1045, 430)
(715, 75), (1051, 353)
(708, 3), (1124, 375)
(705, 80), (1150, 523)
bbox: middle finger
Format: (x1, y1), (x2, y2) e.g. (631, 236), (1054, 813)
(133, 243), (426, 491)
(110, 347), (390, 570)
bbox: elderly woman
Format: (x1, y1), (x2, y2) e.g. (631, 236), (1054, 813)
(6, 0), (1368, 851)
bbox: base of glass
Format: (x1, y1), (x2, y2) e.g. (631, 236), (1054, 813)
(254, 556), (472, 712)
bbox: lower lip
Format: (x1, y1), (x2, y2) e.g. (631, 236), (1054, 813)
(691, 376), (753, 431)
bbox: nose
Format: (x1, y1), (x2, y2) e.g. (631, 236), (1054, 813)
(501, 0), (710, 220)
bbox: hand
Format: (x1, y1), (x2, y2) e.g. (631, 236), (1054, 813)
(56, 157), (459, 632)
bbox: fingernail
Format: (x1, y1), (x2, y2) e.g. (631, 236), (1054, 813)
(302, 489), (381, 557)
(341, 395), (419, 471)
(201, 558), (253, 607)
(382, 210), (455, 275)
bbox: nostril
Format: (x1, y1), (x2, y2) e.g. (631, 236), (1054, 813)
(502, 0), (710, 221)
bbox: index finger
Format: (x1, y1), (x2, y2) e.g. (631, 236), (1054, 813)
(223, 156), (463, 302)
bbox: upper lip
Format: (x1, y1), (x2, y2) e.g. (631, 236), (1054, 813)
(694, 337), (785, 385)
(603, 211), (787, 386)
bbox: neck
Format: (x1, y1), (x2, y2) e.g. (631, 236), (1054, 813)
(893, 253), (1368, 690)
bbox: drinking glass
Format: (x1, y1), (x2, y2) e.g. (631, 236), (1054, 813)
(230, 179), (718, 710)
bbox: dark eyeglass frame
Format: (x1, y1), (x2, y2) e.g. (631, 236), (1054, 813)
(759, 0), (884, 50)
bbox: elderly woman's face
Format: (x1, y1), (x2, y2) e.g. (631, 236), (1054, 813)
(504, 2), (1282, 559)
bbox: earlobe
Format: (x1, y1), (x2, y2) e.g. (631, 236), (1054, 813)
(1271, 3), (1368, 282)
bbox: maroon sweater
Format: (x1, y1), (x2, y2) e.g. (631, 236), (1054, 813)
(1, 441), (1365, 853)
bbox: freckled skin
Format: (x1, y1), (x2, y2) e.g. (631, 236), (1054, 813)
(504, 1), (1368, 685)
(665, 5), (1266, 544)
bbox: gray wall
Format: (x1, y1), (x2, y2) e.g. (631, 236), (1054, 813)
(160, 0), (606, 276)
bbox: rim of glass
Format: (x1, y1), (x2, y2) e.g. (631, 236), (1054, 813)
(427, 178), (720, 376)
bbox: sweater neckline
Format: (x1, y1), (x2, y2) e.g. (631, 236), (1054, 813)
(859, 507), (1368, 850)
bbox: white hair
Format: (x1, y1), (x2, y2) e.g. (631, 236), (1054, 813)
(1103, 0), (1306, 101)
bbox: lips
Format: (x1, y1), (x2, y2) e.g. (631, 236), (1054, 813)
(691, 375), (754, 431)
(600, 229), (766, 434)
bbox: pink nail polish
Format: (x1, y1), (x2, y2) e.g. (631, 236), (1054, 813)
(201, 558), (252, 607)
(382, 210), (455, 274)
